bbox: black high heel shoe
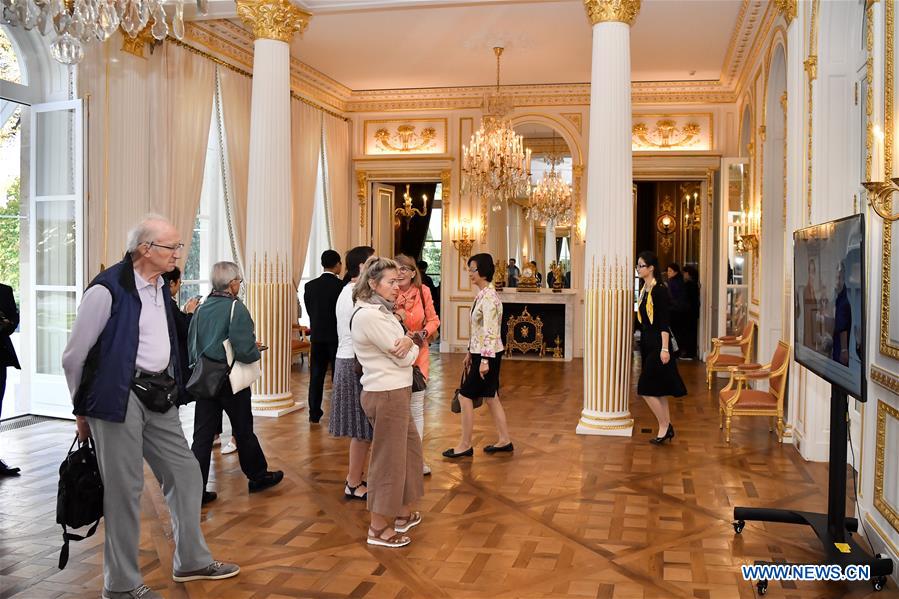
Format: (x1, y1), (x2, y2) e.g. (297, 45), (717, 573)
(649, 424), (675, 445)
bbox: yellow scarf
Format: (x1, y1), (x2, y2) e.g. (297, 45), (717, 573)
(636, 281), (654, 325)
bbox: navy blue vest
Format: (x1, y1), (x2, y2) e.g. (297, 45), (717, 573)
(72, 255), (183, 422)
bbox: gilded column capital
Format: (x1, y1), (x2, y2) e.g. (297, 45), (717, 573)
(583, 0), (641, 25)
(237, 0), (311, 43)
(774, 0), (796, 24)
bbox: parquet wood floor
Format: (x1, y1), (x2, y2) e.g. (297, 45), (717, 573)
(1, 355), (896, 599)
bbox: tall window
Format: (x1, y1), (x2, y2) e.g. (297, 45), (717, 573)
(421, 184), (442, 287)
(180, 95), (234, 305)
(297, 154), (331, 327)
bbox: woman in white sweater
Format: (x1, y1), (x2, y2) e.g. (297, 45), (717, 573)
(351, 257), (424, 548)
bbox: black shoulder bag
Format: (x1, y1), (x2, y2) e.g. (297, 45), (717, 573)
(57, 436), (104, 569)
(185, 302), (231, 400)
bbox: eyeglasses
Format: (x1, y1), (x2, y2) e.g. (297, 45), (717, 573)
(635, 264), (648, 270)
(149, 242), (184, 252)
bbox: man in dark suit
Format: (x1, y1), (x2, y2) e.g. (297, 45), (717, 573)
(0, 283), (21, 476)
(303, 250), (343, 423)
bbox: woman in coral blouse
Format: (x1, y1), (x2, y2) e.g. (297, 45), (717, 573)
(393, 254), (440, 475)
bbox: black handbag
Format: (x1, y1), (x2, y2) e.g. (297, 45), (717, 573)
(131, 372), (178, 413)
(412, 365), (427, 392)
(186, 355), (230, 400)
(57, 436), (103, 569)
(450, 365), (483, 413)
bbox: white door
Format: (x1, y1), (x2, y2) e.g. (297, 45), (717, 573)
(28, 99), (84, 419)
(372, 183), (395, 257)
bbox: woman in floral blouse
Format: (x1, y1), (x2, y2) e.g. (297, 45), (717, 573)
(443, 253), (513, 458)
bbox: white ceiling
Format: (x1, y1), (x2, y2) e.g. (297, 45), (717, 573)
(274, 0), (743, 90)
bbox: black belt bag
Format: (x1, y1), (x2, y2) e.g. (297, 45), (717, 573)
(131, 372), (179, 413)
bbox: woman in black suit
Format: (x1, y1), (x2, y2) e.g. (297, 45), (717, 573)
(635, 252), (687, 444)
(0, 283), (21, 476)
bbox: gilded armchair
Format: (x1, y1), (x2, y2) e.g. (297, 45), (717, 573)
(718, 341), (791, 443)
(706, 321), (756, 389)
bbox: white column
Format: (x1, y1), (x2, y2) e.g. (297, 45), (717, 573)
(238, 0), (310, 416)
(577, 0), (640, 436)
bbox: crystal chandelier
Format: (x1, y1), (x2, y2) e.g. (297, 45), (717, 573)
(1, 0), (191, 65)
(461, 47), (531, 213)
(528, 136), (572, 225)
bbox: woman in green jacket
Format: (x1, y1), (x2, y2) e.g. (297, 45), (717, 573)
(188, 261), (282, 505)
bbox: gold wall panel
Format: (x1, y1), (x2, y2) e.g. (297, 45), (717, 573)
(882, 0), (899, 360)
(874, 398), (899, 533)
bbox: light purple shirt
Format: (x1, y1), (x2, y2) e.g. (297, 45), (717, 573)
(62, 269), (171, 399)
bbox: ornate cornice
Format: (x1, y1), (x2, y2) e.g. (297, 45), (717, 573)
(774, 0), (796, 24)
(583, 0), (641, 25)
(236, 0), (310, 43)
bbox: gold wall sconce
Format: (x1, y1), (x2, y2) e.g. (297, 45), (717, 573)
(394, 184), (429, 226)
(862, 179), (899, 222)
(451, 218), (476, 260)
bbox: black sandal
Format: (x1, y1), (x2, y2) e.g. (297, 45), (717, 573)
(344, 481), (367, 500)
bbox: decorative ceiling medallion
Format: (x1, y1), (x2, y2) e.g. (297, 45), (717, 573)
(363, 119), (448, 155)
(632, 114), (712, 151)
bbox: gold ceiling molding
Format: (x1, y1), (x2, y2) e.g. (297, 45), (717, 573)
(236, 0), (310, 43)
(774, 0), (796, 24)
(720, 0), (767, 88)
(583, 0), (641, 26)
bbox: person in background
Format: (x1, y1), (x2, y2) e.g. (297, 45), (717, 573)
(530, 260), (542, 287)
(681, 265), (701, 360)
(303, 250), (344, 424)
(0, 282), (21, 476)
(666, 263), (686, 356)
(351, 257), (423, 548)
(162, 267), (200, 388)
(418, 260), (440, 318)
(330, 246), (376, 501)
(444, 253), (512, 459)
(635, 251), (687, 445)
(832, 261), (852, 366)
(417, 260), (435, 290)
(564, 270), (571, 289)
(188, 261), (283, 504)
(507, 258), (520, 288)
(394, 254), (440, 475)
(62, 216), (239, 599)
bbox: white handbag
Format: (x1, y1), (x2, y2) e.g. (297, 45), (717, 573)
(223, 300), (262, 393)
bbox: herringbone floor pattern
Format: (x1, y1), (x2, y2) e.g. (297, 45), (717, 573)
(1, 355), (896, 598)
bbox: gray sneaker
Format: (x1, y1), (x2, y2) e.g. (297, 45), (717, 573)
(102, 585), (162, 599)
(172, 560), (240, 582)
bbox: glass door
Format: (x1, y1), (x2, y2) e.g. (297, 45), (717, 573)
(718, 159), (750, 337)
(28, 99), (83, 419)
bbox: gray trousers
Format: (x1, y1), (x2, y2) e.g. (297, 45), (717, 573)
(89, 392), (213, 592)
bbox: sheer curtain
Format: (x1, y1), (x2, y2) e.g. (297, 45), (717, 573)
(323, 113), (351, 255)
(290, 99), (323, 290)
(218, 67), (252, 265)
(163, 43), (215, 259)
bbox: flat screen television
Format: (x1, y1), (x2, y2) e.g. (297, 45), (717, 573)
(793, 214), (866, 400)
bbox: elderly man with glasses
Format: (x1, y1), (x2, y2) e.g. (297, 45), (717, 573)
(62, 216), (239, 599)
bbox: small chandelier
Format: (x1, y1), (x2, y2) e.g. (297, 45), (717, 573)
(528, 138), (572, 225)
(394, 184), (428, 228)
(1, 0), (192, 65)
(461, 46), (531, 213)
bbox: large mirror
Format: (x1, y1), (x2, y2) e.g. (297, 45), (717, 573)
(488, 122), (574, 288)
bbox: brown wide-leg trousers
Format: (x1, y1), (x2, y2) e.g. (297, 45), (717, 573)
(360, 386), (424, 517)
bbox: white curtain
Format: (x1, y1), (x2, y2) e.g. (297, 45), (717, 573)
(291, 99), (323, 289)
(323, 113), (351, 255)
(218, 66), (252, 266)
(163, 43), (216, 260)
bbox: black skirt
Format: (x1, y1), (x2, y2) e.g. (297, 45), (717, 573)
(459, 352), (503, 400)
(637, 336), (687, 397)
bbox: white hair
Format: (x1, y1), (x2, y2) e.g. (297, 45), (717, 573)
(211, 261), (242, 291)
(125, 214), (173, 254)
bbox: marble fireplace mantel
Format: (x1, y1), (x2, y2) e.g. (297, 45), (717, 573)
(497, 289), (577, 361)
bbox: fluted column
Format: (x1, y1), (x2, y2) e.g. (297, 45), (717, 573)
(577, 0), (640, 436)
(238, 0), (310, 416)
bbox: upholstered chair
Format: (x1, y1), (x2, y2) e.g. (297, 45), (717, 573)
(291, 324), (311, 366)
(718, 341), (792, 443)
(706, 321), (757, 389)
